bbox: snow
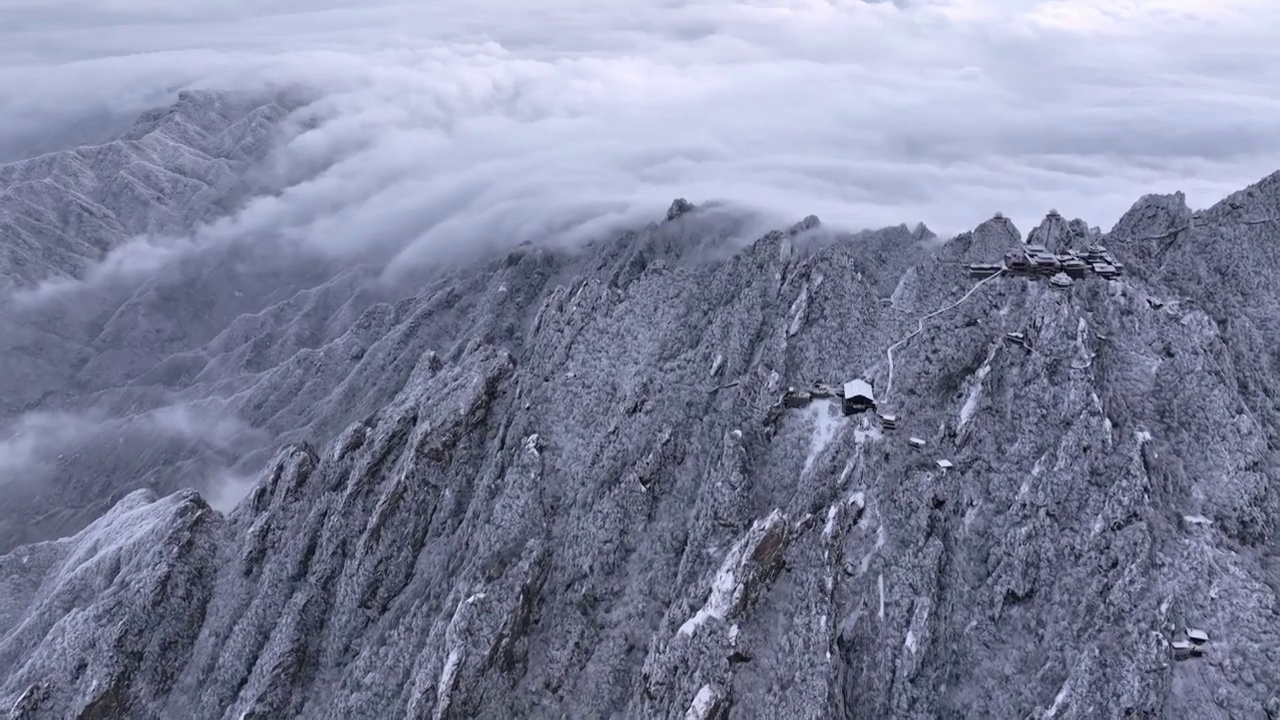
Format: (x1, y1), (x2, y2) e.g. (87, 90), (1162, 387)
(1184, 514), (1213, 525)
(889, 269), (913, 308)
(1136, 429), (1153, 443)
(859, 524), (886, 575)
(678, 526), (756, 636)
(56, 489), (175, 574)
(958, 392), (980, 426)
(787, 286), (809, 336)
(958, 367), (988, 427)
(839, 458), (857, 484)
(1046, 679), (1072, 716)
(844, 379), (873, 400)
(878, 573), (885, 621)
(684, 685), (718, 720)
(823, 505), (838, 538)
(13, 680), (43, 711)
(433, 649), (463, 720)
(958, 347), (997, 428)
(854, 425), (882, 444)
(905, 629), (917, 654)
(728, 624), (739, 644)
(675, 509), (783, 632)
(804, 400), (843, 474)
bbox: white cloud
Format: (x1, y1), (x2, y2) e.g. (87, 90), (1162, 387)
(2, 0), (1279, 276)
(0, 411), (105, 484)
(9, 234), (200, 308)
(203, 468), (260, 514)
(0, 403), (266, 486)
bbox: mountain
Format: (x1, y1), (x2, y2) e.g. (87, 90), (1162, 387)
(3, 92), (1280, 719)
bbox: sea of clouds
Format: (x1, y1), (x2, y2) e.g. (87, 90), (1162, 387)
(3, 0), (1279, 257)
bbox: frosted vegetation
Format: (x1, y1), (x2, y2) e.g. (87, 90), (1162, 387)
(2, 91), (1280, 719)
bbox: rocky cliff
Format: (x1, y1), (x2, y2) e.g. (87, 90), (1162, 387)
(3, 93), (1280, 719)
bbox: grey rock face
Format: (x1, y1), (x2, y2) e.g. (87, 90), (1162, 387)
(1027, 209), (1094, 252)
(4, 95), (1280, 719)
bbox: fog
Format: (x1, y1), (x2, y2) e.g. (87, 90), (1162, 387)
(4, 0), (1279, 263)
(0, 403), (267, 487)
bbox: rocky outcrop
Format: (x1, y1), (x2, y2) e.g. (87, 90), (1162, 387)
(1026, 209), (1097, 252)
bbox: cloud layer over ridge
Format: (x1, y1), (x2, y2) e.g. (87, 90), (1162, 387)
(3, 0), (1280, 267)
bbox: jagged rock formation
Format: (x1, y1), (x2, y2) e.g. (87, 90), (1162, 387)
(4, 93), (1280, 719)
(1026, 209), (1099, 252)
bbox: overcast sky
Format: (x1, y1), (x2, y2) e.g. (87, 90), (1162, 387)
(2, 0), (1279, 248)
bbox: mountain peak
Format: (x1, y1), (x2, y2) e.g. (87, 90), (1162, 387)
(666, 197), (696, 221)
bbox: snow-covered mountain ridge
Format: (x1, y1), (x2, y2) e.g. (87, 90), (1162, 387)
(3, 91), (1280, 719)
